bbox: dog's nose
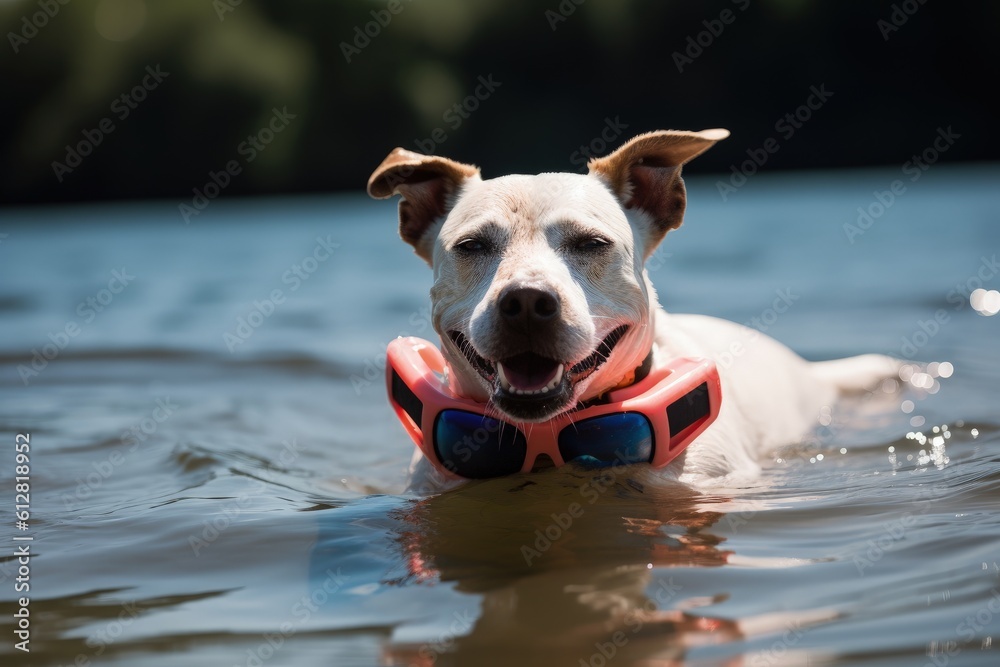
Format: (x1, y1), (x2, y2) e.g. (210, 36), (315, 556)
(498, 286), (560, 329)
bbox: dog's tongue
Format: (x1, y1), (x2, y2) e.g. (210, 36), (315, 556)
(498, 353), (562, 392)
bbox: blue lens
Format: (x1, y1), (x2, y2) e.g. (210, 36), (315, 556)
(558, 412), (654, 467)
(433, 410), (527, 479)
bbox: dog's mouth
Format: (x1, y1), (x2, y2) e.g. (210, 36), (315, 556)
(447, 324), (630, 420)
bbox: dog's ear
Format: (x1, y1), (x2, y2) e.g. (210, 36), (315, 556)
(368, 148), (481, 263)
(588, 129), (729, 256)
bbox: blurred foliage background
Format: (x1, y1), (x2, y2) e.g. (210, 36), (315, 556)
(0, 0), (996, 205)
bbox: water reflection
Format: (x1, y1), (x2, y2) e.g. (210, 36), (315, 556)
(312, 466), (833, 666)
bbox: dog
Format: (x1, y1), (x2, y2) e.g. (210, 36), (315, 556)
(368, 129), (900, 492)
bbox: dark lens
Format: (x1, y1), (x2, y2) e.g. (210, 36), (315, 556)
(558, 412), (654, 468)
(390, 370), (423, 428)
(667, 382), (710, 436)
(433, 410), (526, 479)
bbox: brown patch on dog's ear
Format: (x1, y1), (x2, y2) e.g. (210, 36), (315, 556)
(368, 148), (480, 263)
(588, 129), (728, 254)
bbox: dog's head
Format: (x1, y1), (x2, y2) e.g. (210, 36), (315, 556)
(368, 129), (727, 422)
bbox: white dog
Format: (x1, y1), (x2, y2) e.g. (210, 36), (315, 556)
(368, 129), (899, 491)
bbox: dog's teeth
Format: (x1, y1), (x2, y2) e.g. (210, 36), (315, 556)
(540, 364), (564, 393)
(550, 364), (564, 389)
(499, 362), (564, 395)
(497, 363), (512, 391)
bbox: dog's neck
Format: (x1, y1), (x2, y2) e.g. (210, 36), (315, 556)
(578, 346), (655, 408)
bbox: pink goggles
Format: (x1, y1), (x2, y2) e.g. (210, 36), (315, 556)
(386, 337), (721, 480)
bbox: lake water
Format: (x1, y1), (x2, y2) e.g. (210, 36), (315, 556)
(1, 164), (999, 666)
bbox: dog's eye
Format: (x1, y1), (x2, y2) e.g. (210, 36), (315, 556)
(455, 238), (488, 253)
(575, 237), (611, 251)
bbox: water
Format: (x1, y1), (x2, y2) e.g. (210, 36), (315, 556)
(1, 165), (999, 666)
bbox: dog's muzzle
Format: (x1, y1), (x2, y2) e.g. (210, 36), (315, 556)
(448, 324), (631, 421)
